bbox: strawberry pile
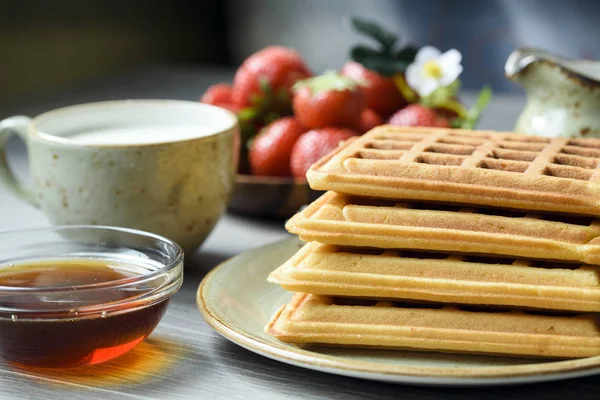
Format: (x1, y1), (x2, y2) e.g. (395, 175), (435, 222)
(200, 48), (369, 178)
(200, 18), (490, 179)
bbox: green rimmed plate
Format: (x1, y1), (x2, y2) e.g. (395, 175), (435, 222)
(196, 238), (600, 386)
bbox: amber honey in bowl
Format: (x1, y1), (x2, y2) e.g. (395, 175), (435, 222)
(0, 258), (175, 368)
(0, 226), (184, 369)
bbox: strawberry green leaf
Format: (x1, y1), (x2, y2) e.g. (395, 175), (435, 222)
(237, 107), (259, 121)
(396, 46), (418, 62)
(258, 77), (272, 95)
(275, 88), (290, 103)
(264, 111), (281, 125)
(349, 19), (416, 76)
(420, 80), (462, 109)
(245, 133), (256, 151)
(351, 45), (384, 63)
(293, 71), (360, 94)
(351, 17), (397, 51)
(355, 54), (412, 77)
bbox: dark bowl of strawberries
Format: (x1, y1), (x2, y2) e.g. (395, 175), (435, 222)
(199, 18), (490, 219)
(228, 174), (321, 220)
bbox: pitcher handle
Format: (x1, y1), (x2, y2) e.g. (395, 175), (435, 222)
(0, 116), (38, 207)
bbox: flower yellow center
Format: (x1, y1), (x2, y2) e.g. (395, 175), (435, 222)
(423, 60), (443, 79)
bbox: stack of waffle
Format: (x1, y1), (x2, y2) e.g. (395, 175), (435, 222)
(266, 126), (600, 358)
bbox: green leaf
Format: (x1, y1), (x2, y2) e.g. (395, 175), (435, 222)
(390, 59), (412, 73)
(258, 77), (272, 95)
(353, 53), (411, 77)
(240, 120), (260, 155)
(450, 118), (464, 129)
(264, 111), (281, 125)
(470, 85), (493, 117)
(362, 59), (398, 77)
(350, 46), (384, 63)
(274, 88), (291, 108)
(446, 79), (462, 97)
(237, 107), (259, 121)
(461, 85), (493, 129)
(396, 46), (418, 62)
(351, 17), (397, 50)
(245, 134), (256, 151)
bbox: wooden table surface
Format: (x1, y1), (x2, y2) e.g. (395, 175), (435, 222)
(1, 66), (598, 399)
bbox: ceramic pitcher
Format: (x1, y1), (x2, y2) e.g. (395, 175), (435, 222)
(505, 47), (600, 138)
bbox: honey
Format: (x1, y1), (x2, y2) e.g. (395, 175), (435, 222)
(0, 259), (170, 368)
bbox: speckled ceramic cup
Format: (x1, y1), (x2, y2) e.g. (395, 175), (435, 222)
(0, 100), (239, 254)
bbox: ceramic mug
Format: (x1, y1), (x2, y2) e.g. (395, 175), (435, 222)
(0, 100), (239, 253)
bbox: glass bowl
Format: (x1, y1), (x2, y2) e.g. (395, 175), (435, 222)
(0, 225), (183, 368)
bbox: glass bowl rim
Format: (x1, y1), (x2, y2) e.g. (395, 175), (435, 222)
(0, 225), (184, 294)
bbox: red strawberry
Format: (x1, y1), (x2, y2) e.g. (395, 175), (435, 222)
(232, 46), (312, 110)
(292, 72), (366, 130)
(358, 109), (383, 133)
(387, 104), (450, 128)
(201, 83), (233, 105)
(249, 117), (307, 177)
(340, 61), (407, 119)
(290, 128), (358, 178)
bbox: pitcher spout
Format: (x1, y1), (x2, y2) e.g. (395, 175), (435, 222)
(505, 47), (562, 83)
(506, 47), (600, 138)
(506, 47), (600, 86)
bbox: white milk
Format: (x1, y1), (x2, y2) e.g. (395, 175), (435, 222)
(67, 125), (213, 145)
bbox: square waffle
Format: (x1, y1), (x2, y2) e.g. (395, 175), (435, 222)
(285, 191), (600, 264)
(266, 294), (600, 358)
(269, 243), (600, 312)
(307, 126), (600, 216)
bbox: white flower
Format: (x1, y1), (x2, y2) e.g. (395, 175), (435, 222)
(405, 46), (463, 97)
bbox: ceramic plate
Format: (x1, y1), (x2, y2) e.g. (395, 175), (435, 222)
(196, 238), (600, 386)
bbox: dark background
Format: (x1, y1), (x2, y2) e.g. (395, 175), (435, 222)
(1, 0), (598, 109)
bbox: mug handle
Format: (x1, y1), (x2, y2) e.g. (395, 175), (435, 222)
(0, 116), (38, 207)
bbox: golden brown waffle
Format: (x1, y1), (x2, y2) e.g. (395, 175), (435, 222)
(266, 294), (600, 358)
(286, 191), (600, 264)
(269, 243), (600, 312)
(307, 126), (600, 216)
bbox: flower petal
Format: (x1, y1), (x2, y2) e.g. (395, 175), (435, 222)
(439, 63), (463, 87)
(418, 79), (439, 97)
(415, 46), (441, 64)
(438, 49), (462, 67)
(405, 63), (424, 91)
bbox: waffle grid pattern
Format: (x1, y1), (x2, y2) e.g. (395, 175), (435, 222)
(307, 127), (600, 215)
(352, 129), (600, 181)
